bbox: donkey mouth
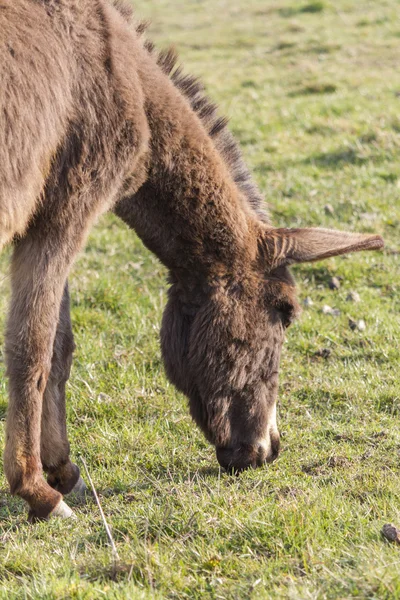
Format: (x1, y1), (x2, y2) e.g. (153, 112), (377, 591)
(216, 435), (280, 473)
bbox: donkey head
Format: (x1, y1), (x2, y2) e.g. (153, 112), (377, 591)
(161, 227), (383, 472)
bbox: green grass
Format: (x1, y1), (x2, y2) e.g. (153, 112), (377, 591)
(1, 0), (400, 597)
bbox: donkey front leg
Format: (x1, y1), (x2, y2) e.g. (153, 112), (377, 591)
(4, 236), (84, 520)
(40, 282), (86, 498)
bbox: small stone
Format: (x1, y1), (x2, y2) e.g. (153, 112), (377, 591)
(314, 348), (331, 359)
(303, 297), (314, 307)
(329, 277), (341, 290)
(349, 318), (357, 330)
(349, 318), (366, 331)
(357, 319), (366, 331)
(360, 211), (378, 224)
(346, 291), (361, 303)
(381, 523), (400, 544)
(323, 305), (341, 316)
(324, 204), (334, 216)
(98, 392), (113, 404)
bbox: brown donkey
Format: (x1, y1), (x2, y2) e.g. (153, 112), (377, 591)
(0, 0), (384, 520)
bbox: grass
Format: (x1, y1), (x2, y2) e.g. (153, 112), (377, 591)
(0, 0), (400, 597)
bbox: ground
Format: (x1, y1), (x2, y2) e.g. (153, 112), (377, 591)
(0, 0), (399, 598)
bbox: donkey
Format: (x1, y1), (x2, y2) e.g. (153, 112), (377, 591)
(0, 0), (383, 521)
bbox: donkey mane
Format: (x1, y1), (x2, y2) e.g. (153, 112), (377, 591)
(111, 0), (134, 21)
(111, 0), (268, 222)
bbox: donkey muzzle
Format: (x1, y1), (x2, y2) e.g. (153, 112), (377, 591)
(216, 432), (280, 473)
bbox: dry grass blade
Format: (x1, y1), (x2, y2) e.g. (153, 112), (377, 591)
(80, 455), (120, 563)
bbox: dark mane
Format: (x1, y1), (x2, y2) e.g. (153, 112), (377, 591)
(111, 0), (134, 22)
(111, 0), (268, 222)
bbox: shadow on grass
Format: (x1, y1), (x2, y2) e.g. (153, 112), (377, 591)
(337, 350), (393, 367)
(90, 464), (223, 502)
(289, 83), (337, 96)
(79, 560), (135, 584)
(0, 489), (28, 528)
(375, 394), (400, 416)
(293, 387), (350, 414)
(304, 147), (370, 169)
(294, 264), (332, 285)
(257, 145), (387, 174)
(279, 2), (325, 17)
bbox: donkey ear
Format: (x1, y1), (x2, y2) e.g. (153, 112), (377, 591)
(263, 228), (384, 268)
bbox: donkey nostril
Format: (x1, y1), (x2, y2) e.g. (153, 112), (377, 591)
(216, 446), (238, 473)
(256, 443), (269, 466)
(216, 446), (254, 473)
(268, 431), (281, 462)
(216, 434), (281, 473)
(255, 432), (281, 466)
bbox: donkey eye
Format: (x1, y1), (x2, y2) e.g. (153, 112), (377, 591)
(276, 301), (295, 328)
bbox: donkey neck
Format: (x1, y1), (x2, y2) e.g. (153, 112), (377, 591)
(116, 51), (260, 286)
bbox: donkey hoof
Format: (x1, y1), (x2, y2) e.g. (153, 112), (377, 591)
(28, 499), (75, 522)
(68, 476), (89, 500)
(69, 476), (87, 495)
(50, 499), (75, 519)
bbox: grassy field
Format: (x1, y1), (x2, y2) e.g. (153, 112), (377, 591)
(1, 0), (400, 597)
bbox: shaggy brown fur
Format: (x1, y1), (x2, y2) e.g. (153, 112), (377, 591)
(0, 0), (383, 519)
